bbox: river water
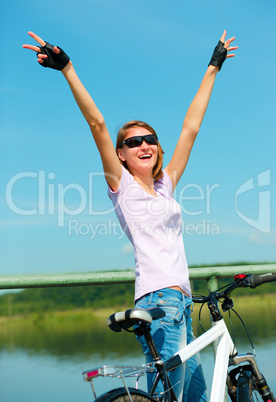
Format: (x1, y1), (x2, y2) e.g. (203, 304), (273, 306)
(0, 306), (275, 401)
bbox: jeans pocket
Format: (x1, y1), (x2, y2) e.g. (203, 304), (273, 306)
(158, 301), (185, 326)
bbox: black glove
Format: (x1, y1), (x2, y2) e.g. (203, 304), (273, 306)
(208, 40), (227, 71)
(37, 42), (70, 70)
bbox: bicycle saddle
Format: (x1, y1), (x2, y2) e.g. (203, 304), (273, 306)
(107, 307), (166, 332)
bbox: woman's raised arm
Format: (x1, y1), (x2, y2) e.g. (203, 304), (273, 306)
(23, 32), (122, 191)
(165, 30), (238, 190)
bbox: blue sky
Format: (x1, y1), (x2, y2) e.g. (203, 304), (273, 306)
(0, 0), (275, 277)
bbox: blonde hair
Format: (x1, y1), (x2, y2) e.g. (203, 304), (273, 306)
(116, 120), (164, 180)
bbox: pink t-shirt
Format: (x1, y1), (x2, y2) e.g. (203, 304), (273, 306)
(108, 166), (191, 301)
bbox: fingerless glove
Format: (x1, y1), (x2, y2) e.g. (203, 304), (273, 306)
(37, 42), (70, 71)
(208, 40), (227, 70)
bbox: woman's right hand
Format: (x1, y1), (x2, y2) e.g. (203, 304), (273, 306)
(23, 31), (70, 71)
(208, 30), (238, 71)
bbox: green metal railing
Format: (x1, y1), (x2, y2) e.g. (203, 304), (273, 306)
(1, 264), (276, 291)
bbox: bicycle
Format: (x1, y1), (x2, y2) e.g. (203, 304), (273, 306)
(82, 273), (276, 401)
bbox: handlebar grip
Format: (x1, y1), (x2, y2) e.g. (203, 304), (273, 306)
(250, 273), (276, 288)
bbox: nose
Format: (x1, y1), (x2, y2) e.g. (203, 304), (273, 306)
(140, 138), (150, 149)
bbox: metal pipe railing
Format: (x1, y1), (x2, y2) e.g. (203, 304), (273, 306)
(1, 264), (275, 291)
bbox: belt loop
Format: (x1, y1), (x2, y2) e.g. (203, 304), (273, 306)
(184, 296), (193, 313)
(174, 299), (185, 322)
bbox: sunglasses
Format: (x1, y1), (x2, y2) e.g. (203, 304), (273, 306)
(119, 134), (158, 149)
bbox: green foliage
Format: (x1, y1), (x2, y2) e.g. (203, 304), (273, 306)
(0, 311), (141, 357)
(0, 283), (135, 316)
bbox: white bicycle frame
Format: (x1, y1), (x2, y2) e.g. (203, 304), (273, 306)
(84, 316), (264, 401)
(85, 274), (276, 401)
(171, 319), (235, 402)
(84, 320), (236, 401)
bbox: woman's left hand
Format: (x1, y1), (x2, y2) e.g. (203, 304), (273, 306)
(220, 30), (238, 58)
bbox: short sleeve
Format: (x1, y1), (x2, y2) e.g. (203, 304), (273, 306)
(154, 170), (173, 197)
(108, 166), (134, 198)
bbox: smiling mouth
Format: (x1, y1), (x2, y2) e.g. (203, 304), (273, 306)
(138, 154), (152, 159)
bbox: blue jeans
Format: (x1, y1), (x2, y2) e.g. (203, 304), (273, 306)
(135, 288), (208, 401)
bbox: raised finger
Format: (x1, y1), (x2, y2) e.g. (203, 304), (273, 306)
(22, 44), (41, 52)
(53, 46), (60, 54)
(220, 30), (227, 43)
(226, 54), (235, 58)
(37, 54), (48, 59)
(226, 36), (236, 45)
(227, 46), (238, 52)
(224, 38), (236, 50)
(27, 31), (46, 46)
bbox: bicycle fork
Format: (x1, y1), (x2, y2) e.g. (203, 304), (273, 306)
(228, 354), (274, 401)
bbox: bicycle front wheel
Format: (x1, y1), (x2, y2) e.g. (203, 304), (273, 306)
(96, 387), (156, 401)
(237, 371), (275, 402)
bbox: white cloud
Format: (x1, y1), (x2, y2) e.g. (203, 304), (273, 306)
(121, 243), (134, 255)
(248, 233), (276, 246)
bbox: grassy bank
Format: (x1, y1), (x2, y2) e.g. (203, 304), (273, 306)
(2, 293), (275, 324)
(1, 294), (275, 357)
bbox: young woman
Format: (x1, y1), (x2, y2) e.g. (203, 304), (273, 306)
(23, 30), (237, 401)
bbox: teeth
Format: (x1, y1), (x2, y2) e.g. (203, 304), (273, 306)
(139, 155), (151, 159)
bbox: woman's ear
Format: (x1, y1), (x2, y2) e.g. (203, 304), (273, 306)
(117, 149), (126, 162)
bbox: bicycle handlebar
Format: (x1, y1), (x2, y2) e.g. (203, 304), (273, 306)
(192, 273), (276, 304)
(249, 272), (276, 288)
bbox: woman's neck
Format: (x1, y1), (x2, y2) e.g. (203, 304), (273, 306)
(133, 174), (157, 197)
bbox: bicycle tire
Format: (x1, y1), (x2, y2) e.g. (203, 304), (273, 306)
(237, 371), (275, 402)
(95, 387), (156, 401)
